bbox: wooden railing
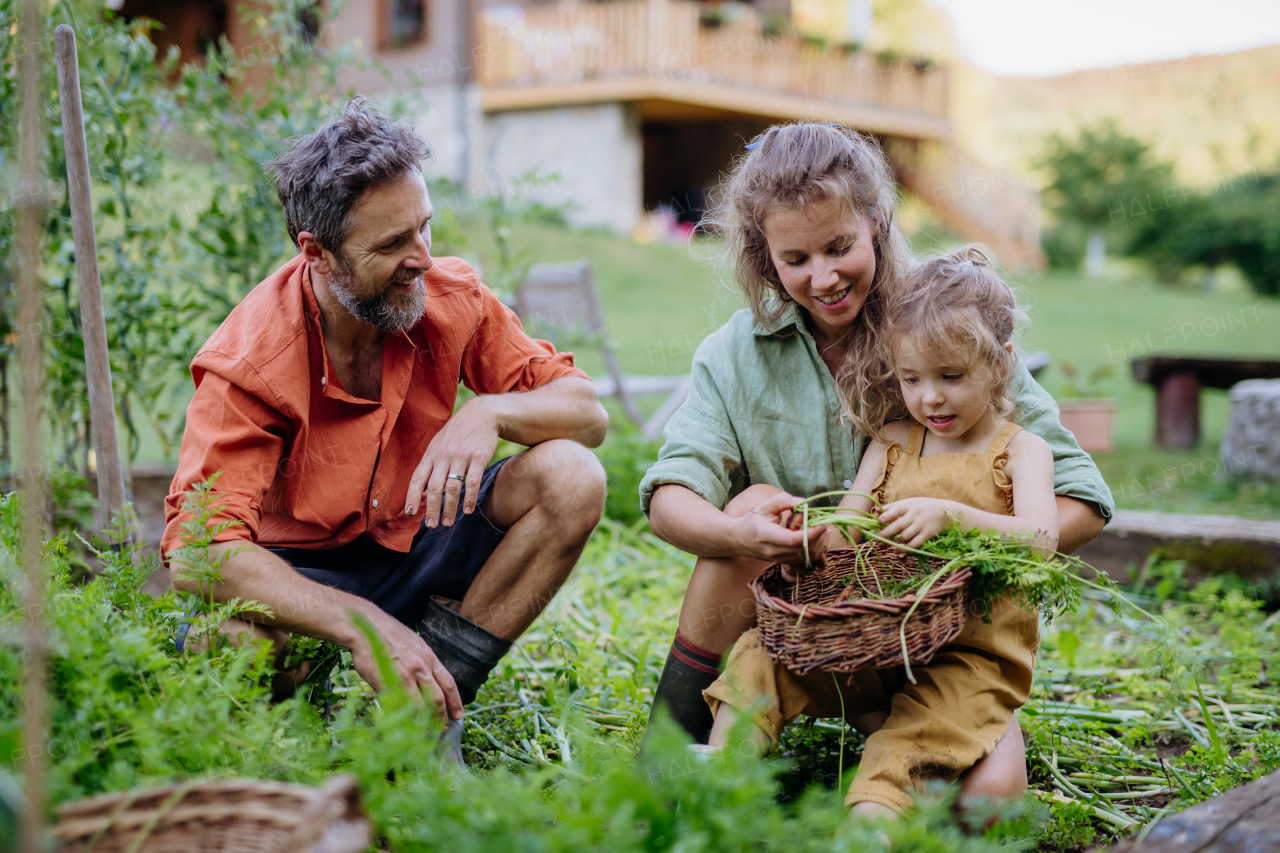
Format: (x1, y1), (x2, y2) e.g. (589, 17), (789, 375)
(475, 0), (949, 119)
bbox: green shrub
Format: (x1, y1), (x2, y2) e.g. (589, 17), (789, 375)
(1040, 221), (1088, 270)
(592, 426), (663, 526)
(0, 487), (1049, 851)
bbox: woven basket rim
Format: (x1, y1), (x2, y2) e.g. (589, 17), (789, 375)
(56, 778), (322, 818)
(750, 545), (971, 619)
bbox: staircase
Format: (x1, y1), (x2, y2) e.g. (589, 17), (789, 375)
(886, 138), (1046, 271)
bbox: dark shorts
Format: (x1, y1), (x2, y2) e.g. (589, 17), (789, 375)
(175, 458), (510, 652)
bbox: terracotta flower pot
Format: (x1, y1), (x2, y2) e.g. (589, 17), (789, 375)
(1057, 399), (1117, 454)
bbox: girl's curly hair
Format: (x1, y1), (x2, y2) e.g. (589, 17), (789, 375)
(849, 244), (1029, 443)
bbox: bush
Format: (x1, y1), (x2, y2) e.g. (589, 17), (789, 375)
(1035, 123), (1280, 294)
(0, 488), (1045, 852)
(1129, 169), (1280, 295)
(592, 426), (663, 526)
(1037, 122), (1177, 260)
(1040, 220), (1088, 271)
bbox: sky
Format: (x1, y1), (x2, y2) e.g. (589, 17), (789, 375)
(927, 0), (1280, 77)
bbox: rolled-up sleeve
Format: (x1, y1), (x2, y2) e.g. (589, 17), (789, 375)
(161, 369), (291, 558)
(1012, 366), (1115, 520)
(460, 285), (588, 395)
(640, 349), (744, 515)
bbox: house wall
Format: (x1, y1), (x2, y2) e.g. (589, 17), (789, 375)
(330, 0), (469, 88)
(482, 103), (643, 233)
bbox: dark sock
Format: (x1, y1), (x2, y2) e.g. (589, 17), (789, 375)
(417, 597), (513, 705)
(646, 630), (723, 745)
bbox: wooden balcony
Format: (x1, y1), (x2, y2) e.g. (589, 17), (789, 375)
(475, 0), (952, 140)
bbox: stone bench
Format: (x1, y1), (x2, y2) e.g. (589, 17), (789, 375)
(1220, 379), (1280, 480)
(1130, 356), (1280, 449)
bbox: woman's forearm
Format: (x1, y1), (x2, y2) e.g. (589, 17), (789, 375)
(648, 484), (742, 558)
(1055, 496), (1105, 554)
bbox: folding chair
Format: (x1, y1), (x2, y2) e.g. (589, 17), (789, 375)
(514, 260), (691, 440)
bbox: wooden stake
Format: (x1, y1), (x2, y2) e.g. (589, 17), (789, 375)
(54, 25), (129, 530)
(17, 0), (48, 847)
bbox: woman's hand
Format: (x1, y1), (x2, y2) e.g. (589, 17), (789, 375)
(728, 491), (829, 565)
(877, 498), (960, 550)
(775, 507), (845, 582)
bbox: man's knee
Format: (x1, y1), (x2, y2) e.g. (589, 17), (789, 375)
(529, 440), (606, 528)
(724, 484), (785, 519)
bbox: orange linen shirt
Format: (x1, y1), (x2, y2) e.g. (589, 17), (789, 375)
(161, 254), (587, 558)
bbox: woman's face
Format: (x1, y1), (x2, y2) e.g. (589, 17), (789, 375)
(761, 196), (877, 343)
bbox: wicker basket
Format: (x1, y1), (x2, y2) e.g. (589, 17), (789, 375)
(54, 774), (371, 853)
(750, 544), (971, 676)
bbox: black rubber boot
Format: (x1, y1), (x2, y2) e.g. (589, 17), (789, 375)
(418, 597), (513, 766)
(645, 631), (723, 745)
(418, 597), (513, 705)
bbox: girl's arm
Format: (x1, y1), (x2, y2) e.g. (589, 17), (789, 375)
(878, 431), (1059, 550)
(828, 437), (891, 543)
(776, 435), (889, 580)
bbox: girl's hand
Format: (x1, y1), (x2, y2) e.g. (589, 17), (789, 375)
(877, 498), (958, 549)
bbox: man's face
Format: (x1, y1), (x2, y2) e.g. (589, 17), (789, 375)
(327, 170), (434, 332)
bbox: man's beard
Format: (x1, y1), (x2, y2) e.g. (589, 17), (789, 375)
(328, 255), (427, 333)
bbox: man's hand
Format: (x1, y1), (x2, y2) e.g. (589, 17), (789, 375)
(405, 396), (501, 528)
(349, 610), (464, 720)
(878, 497), (959, 550)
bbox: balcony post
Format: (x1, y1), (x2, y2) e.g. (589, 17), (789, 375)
(647, 0), (666, 74)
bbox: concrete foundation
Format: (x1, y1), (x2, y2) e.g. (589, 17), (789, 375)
(481, 103), (643, 233)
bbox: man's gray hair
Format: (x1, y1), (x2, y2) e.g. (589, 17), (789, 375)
(266, 97), (431, 253)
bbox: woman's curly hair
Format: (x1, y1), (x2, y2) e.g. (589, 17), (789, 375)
(702, 123), (914, 428)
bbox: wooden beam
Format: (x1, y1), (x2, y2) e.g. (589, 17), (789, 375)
(481, 76), (954, 140)
(1106, 769), (1280, 852)
(1132, 356), (1280, 391)
(1075, 510), (1280, 588)
(17, 0), (48, 845)
(55, 25), (129, 529)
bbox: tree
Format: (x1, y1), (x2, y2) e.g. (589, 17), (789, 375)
(1129, 169), (1280, 296)
(0, 0), (368, 479)
(1037, 122), (1177, 269)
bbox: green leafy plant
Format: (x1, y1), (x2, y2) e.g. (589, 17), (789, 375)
(2, 482), (1058, 853)
(1055, 362), (1115, 400)
(792, 490), (1149, 682)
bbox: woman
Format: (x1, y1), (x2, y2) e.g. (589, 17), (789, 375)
(639, 123), (1111, 799)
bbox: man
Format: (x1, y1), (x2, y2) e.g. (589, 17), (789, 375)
(162, 98), (609, 754)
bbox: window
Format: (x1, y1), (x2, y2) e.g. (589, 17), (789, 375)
(383, 0), (427, 49)
(298, 1), (322, 43)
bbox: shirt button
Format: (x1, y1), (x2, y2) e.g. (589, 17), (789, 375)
(321, 376), (327, 386)
(372, 498), (379, 508)
(843, 479), (853, 489)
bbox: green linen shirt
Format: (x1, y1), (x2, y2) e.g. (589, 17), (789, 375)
(639, 303), (1114, 519)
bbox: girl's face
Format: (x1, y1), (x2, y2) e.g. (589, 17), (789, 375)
(761, 196), (877, 343)
(894, 338), (1000, 441)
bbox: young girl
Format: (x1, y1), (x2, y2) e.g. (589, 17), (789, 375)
(702, 245), (1059, 817)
